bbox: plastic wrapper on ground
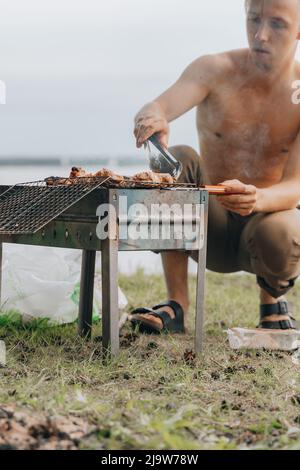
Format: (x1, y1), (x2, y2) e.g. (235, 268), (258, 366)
(227, 327), (300, 351)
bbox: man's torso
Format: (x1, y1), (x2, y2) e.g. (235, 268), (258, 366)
(196, 49), (300, 187)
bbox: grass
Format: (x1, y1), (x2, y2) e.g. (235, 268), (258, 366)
(1, 270), (300, 450)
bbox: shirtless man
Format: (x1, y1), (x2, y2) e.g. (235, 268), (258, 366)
(131, 0), (300, 334)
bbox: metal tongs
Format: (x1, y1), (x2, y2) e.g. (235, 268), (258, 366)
(145, 134), (182, 179)
(144, 135), (241, 195)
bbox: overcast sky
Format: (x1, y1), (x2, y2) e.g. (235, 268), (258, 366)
(0, 0), (294, 158)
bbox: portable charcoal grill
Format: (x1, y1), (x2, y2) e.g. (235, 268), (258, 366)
(0, 177), (209, 358)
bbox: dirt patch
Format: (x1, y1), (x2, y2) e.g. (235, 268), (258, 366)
(0, 405), (93, 450)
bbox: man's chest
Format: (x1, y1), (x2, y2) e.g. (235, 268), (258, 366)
(197, 85), (300, 156)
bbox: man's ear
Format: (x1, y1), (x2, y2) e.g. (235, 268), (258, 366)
(297, 30), (300, 40)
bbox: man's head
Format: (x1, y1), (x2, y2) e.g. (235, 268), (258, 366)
(245, 0), (300, 71)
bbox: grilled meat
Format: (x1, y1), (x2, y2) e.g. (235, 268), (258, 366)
(132, 171), (161, 183)
(158, 173), (176, 184)
(69, 167), (94, 178)
(46, 167), (175, 187)
(94, 168), (124, 182)
(44, 176), (74, 186)
(132, 171), (175, 184)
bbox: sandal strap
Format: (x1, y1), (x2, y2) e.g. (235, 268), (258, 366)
(259, 301), (299, 330)
(259, 319), (297, 330)
(149, 310), (176, 329)
(131, 300), (184, 333)
(152, 300), (184, 326)
(153, 300), (184, 314)
(260, 301), (291, 319)
(131, 307), (158, 316)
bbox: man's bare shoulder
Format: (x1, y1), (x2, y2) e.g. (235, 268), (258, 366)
(186, 49), (249, 84)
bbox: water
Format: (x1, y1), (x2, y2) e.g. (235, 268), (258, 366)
(0, 162), (143, 185)
(0, 163), (198, 275)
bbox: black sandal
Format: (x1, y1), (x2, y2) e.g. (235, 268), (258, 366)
(258, 301), (299, 330)
(130, 300), (185, 335)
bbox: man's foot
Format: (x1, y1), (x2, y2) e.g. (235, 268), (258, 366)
(130, 300), (187, 334)
(258, 300), (299, 330)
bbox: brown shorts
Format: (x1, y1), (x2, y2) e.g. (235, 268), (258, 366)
(156, 145), (300, 298)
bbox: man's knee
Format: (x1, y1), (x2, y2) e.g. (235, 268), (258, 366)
(249, 212), (300, 277)
(168, 145), (203, 185)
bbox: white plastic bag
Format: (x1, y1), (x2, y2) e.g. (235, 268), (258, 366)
(1, 244), (128, 324)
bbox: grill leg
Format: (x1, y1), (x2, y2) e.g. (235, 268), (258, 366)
(195, 198), (209, 355)
(101, 191), (119, 360)
(101, 236), (119, 359)
(78, 250), (96, 339)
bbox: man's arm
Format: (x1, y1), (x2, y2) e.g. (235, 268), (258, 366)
(154, 55), (213, 122)
(134, 55), (214, 148)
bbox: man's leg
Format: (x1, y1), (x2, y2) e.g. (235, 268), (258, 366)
(259, 289), (288, 323)
(239, 209), (300, 326)
(161, 252), (189, 317)
(133, 252), (190, 331)
(130, 145), (202, 331)
(130, 144), (242, 332)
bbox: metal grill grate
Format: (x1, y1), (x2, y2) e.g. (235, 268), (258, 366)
(113, 180), (196, 189)
(0, 178), (109, 235)
(46, 176), (197, 190)
(0, 176), (198, 235)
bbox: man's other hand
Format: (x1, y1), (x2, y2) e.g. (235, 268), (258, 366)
(217, 179), (259, 216)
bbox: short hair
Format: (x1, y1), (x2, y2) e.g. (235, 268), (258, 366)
(245, 0), (300, 12)
(244, 0), (300, 30)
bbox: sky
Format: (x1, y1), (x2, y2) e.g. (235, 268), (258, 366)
(0, 0), (287, 158)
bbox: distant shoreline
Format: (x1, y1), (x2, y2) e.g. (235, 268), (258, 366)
(0, 156), (142, 167)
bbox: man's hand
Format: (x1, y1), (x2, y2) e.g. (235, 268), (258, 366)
(217, 179), (260, 216)
(134, 102), (170, 149)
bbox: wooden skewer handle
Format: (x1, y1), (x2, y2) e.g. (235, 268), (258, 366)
(201, 185), (242, 195)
